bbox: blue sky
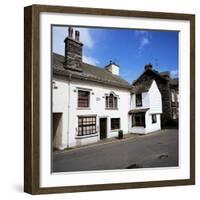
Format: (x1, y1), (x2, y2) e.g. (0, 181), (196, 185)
(52, 26), (178, 83)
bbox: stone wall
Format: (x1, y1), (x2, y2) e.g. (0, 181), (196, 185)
(64, 36), (83, 71)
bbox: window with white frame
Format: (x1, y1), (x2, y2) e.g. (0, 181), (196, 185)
(105, 93), (118, 109)
(152, 114), (157, 123)
(171, 90), (175, 102)
(78, 90), (90, 108)
(78, 116), (96, 136)
(132, 113), (145, 127)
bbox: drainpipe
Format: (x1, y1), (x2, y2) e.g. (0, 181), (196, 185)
(67, 73), (72, 148)
(128, 93), (131, 132)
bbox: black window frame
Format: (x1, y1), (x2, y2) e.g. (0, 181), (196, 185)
(132, 113), (145, 127)
(111, 118), (120, 130)
(136, 93), (142, 107)
(78, 116), (97, 136)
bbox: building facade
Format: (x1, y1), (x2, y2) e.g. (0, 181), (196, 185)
(132, 64), (179, 127)
(52, 28), (163, 150)
(129, 80), (162, 134)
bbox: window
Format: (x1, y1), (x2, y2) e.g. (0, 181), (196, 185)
(172, 108), (177, 119)
(105, 93), (118, 109)
(111, 118), (120, 130)
(78, 116), (96, 136)
(132, 113), (145, 127)
(136, 94), (142, 107)
(78, 90), (90, 108)
(171, 91), (175, 102)
(152, 114), (157, 123)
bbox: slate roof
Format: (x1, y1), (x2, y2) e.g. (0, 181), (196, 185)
(53, 53), (131, 90)
(132, 68), (178, 88)
(131, 80), (153, 94)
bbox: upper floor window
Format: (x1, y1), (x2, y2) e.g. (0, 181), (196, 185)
(136, 93), (142, 107)
(78, 90), (90, 108)
(105, 93), (118, 109)
(171, 90), (175, 102)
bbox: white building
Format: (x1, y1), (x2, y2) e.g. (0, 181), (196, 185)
(129, 80), (162, 134)
(52, 28), (162, 150)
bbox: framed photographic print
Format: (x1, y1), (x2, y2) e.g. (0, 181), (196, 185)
(24, 4), (195, 194)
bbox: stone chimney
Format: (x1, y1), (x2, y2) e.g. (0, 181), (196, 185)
(105, 61), (119, 76)
(144, 63), (153, 70)
(64, 27), (83, 71)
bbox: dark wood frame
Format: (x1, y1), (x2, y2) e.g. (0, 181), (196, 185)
(24, 4), (195, 195)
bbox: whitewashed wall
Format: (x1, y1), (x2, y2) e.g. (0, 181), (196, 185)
(149, 80), (162, 114)
(129, 80), (162, 134)
(53, 76), (130, 149)
(131, 92), (149, 109)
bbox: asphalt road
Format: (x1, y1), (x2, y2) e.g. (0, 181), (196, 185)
(53, 129), (178, 172)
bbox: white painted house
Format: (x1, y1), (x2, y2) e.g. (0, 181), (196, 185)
(129, 80), (162, 134)
(52, 28), (162, 150)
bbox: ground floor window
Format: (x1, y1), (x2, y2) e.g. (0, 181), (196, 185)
(78, 116), (96, 136)
(172, 108), (177, 119)
(111, 118), (120, 130)
(132, 113), (145, 127)
(152, 114), (157, 124)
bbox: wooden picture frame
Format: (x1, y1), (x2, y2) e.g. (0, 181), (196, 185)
(24, 4), (195, 194)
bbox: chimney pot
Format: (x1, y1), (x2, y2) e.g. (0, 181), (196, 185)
(75, 30), (80, 41)
(145, 63), (153, 70)
(68, 27), (73, 38)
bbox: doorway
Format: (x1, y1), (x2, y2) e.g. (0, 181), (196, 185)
(99, 118), (107, 140)
(53, 113), (63, 149)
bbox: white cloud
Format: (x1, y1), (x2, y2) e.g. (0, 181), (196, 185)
(139, 37), (150, 50)
(171, 69), (178, 78)
(134, 30), (151, 53)
(76, 28), (94, 49)
(83, 56), (99, 66)
(52, 26), (95, 56)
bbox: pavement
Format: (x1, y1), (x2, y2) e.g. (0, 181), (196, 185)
(52, 129), (178, 172)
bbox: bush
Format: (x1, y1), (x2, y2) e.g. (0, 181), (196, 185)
(118, 130), (123, 139)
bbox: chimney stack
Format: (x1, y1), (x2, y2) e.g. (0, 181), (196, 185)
(64, 27), (83, 71)
(105, 60), (120, 76)
(75, 30), (80, 41)
(144, 63), (153, 70)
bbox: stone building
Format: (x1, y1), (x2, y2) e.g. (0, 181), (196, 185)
(132, 64), (179, 127)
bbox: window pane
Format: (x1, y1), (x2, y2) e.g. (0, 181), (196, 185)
(78, 116), (96, 136)
(133, 113), (145, 127)
(136, 94), (142, 107)
(106, 93), (118, 109)
(111, 118), (120, 130)
(152, 114), (157, 123)
(78, 90), (89, 107)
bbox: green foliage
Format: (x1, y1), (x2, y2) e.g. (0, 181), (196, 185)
(118, 130), (123, 139)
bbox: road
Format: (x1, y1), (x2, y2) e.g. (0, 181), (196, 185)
(53, 129), (178, 172)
